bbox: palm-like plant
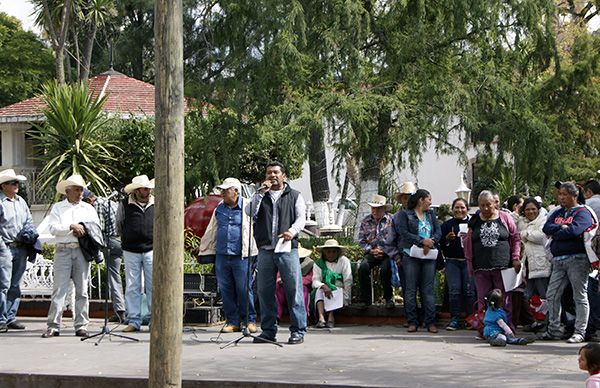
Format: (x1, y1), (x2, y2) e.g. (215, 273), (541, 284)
(30, 81), (120, 196)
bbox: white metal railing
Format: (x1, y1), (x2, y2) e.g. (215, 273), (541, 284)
(17, 167), (54, 205)
(21, 255), (103, 301)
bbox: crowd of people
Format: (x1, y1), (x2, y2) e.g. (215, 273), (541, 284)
(0, 163), (599, 355)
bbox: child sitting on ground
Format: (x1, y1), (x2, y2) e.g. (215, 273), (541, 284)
(483, 289), (534, 346)
(579, 343), (600, 388)
(311, 239), (352, 329)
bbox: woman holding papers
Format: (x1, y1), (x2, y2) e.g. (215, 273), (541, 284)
(311, 239), (352, 329)
(440, 198), (476, 331)
(395, 189), (442, 333)
(462, 190), (522, 331)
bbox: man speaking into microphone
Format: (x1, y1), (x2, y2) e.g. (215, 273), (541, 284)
(251, 161), (307, 345)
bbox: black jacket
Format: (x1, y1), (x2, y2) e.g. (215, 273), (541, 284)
(78, 222), (105, 263)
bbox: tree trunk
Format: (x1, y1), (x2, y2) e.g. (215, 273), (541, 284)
(80, 24), (97, 81)
(149, 0), (184, 387)
(56, 46), (66, 84)
(354, 163), (379, 232)
(308, 124), (330, 226)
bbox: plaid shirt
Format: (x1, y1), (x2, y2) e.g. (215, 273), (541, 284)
(93, 197), (118, 237)
(357, 213), (393, 253)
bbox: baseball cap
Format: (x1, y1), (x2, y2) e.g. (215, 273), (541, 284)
(216, 177), (241, 191)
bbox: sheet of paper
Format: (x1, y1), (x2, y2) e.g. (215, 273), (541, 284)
(409, 245), (438, 260)
(459, 223), (468, 234)
(324, 288), (344, 312)
(501, 266), (524, 292)
(274, 238), (291, 253)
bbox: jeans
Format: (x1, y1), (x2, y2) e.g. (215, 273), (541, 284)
(123, 250), (153, 330)
(358, 253), (392, 304)
(445, 258), (476, 323)
(546, 254), (589, 337)
(586, 276), (600, 338)
(403, 256), (436, 326)
(104, 237), (125, 313)
(256, 248), (306, 339)
(47, 247), (90, 330)
(525, 277), (549, 300)
(0, 247), (28, 324)
(215, 254), (256, 326)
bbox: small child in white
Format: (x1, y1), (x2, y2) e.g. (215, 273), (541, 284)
(579, 343), (600, 388)
(483, 289), (534, 346)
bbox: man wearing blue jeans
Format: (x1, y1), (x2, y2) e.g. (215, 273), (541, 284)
(251, 161), (306, 345)
(199, 177), (258, 333)
(0, 169), (34, 332)
(117, 175), (155, 333)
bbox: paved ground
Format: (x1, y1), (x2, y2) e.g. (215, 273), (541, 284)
(0, 317), (586, 387)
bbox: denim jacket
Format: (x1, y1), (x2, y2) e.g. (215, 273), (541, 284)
(385, 209), (441, 258)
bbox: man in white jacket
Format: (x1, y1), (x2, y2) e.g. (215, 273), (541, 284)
(199, 178), (258, 333)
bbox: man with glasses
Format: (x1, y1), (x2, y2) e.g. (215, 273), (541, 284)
(0, 169), (34, 332)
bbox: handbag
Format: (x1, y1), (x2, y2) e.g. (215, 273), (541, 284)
(465, 302), (485, 335)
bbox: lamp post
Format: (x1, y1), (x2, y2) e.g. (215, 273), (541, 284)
(455, 175), (471, 204)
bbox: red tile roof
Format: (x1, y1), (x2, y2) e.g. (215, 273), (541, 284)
(0, 70), (170, 122)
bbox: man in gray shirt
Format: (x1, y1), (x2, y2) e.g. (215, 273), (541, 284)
(0, 169), (34, 332)
(584, 180), (600, 220)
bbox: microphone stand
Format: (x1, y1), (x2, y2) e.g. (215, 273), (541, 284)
(82, 191), (138, 345)
(221, 193), (282, 348)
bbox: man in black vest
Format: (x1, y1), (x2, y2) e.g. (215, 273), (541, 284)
(252, 161), (307, 344)
(116, 175), (155, 333)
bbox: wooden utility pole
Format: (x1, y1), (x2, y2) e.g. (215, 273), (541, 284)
(149, 0), (184, 387)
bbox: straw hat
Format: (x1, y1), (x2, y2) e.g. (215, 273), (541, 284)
(298, 244), (313, 258)
(316, 239), (344, 251)
(56, 174), (88, 195)
(0, 169), (27, 185)
(124, 175), (155, 194)
(367, 194), (387, 208)
(398, 181), (416, 195)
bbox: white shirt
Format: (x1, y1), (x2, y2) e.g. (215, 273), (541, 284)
(48, 199), (100, 244)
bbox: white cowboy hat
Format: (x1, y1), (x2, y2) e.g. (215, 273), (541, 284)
(0, 169), (27, 185)
(298, 244), (313, 258)
(56, 174), (88, 195)
(216, 177), (241, 191)
(124, 175), (155, 194)
(398, 181), (416, 195)
(316, 239), (345, 251)
(367, 194), (387, 208)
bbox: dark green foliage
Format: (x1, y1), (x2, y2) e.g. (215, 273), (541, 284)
(0, 13), (53, 108)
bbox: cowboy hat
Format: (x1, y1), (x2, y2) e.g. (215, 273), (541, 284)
(0, 169), (27, 185)
(56, 174), (88, 195)
(316, 239), (344, 251)
(298, 244), (313, 258)
(398, 181), (416, 195)
(216, 177), (241, 191)
(124, 175), (155, 194)
(367, 194), (387, 208)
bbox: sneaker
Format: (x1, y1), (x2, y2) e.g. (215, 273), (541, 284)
(446, 321), (458, 331)
(523, 321), (546, 333)
(537, 331), (560, 341)
(246, 323), (258, 333)
(220, 324), (240, 333)
(0, 322), (8, 333)
(516, 337), (536, 345)
(567, 334), (584, 344)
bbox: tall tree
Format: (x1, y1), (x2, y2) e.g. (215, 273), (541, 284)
(0, 12), (54, 108)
